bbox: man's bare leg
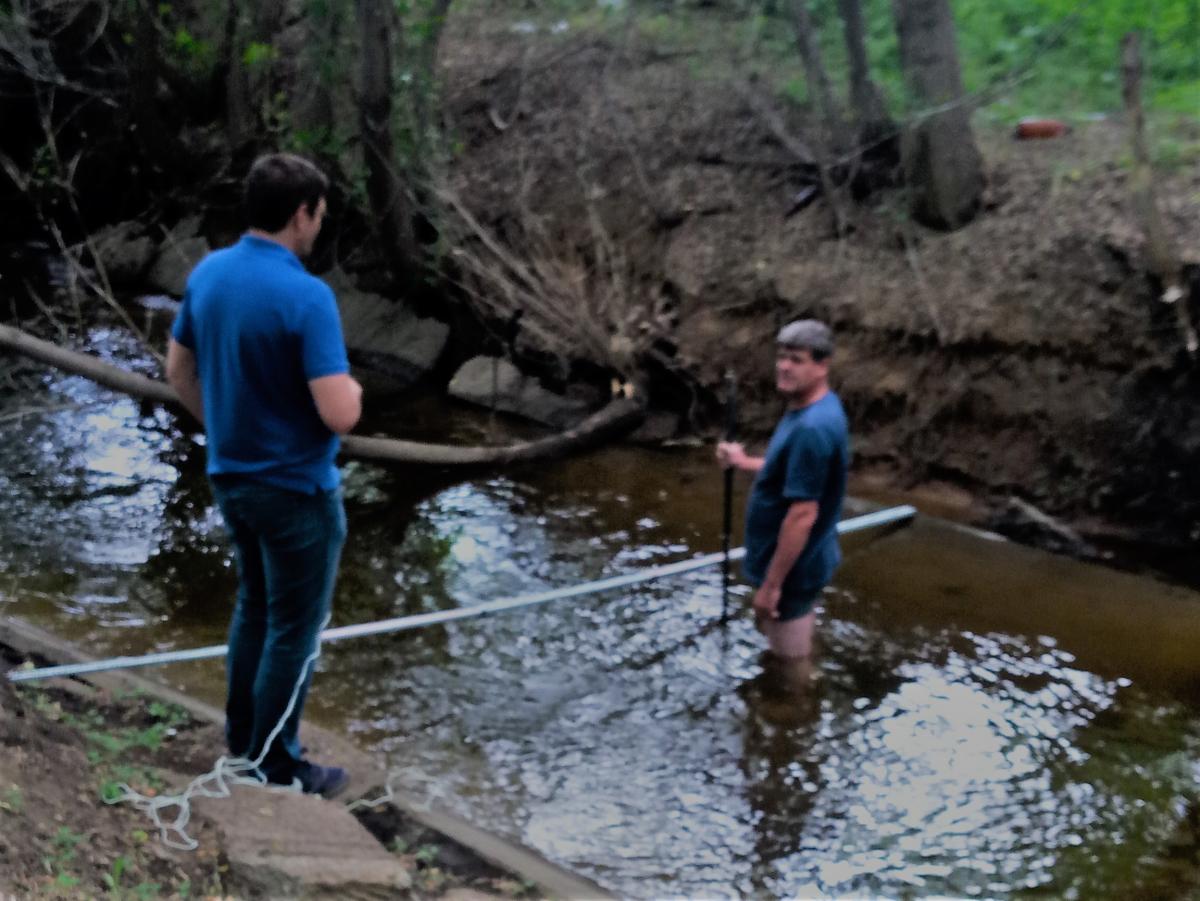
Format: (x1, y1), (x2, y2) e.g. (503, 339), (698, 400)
(765, 611), (816, 660)
(761, 611), (818, 694)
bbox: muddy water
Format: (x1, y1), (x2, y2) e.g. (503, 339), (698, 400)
(4, 326), (1200, 898)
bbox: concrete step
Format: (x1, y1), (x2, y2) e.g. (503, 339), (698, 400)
(194, 785), (412, 900)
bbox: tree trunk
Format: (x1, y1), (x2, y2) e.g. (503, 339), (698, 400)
(836, 0), (894, 146)
(355, 0), (419, 284)
(291, 0), (344, 155)
(1121, 32), (1196, 354)
(129, 0), (173, 166)
(788, 0), (849, 234)
(0, 324), (646, 467)
(223, 0), (252, 153)
(410, 0), (453, 171)
(890, 0), (983, 230)
(789, 0), (846, 150)
(224, 0), (286, 156)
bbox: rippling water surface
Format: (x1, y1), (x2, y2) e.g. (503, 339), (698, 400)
(4, 324), (1200, 898)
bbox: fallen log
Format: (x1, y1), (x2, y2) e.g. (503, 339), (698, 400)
(0, 322), (178, 405)
(0, 323), (645, 467)
(343, 399), (644, 466)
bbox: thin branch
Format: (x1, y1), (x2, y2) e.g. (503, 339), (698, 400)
(733, 80), (818, 167)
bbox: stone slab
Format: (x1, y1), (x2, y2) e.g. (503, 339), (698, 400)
(193, 785), (411, 899)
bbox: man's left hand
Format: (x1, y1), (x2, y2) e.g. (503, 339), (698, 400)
(753, 584), (782, 619)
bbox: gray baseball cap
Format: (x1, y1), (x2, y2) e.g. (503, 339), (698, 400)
(776, 319), (834, 357)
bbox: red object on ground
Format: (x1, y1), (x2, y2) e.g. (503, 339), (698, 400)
(1014, 118), (1070, 139)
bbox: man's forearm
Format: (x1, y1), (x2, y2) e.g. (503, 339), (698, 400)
(762, 506), (816, 588)
(165, 339), (204, 426)
(717, 442), (765, 474)
(737, 456), (766, 474)
(170, 376), (205, 425)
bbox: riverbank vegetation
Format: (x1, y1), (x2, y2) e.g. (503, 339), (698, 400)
(2, 0), (1199, 562)
(0, 646), (545, 899)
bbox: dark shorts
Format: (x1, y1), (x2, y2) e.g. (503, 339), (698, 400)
(776, 588), (821, 622)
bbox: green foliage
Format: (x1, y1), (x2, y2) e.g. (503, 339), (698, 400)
(101, 856), (166, 901)
(781, 74), (809, 105)
(864, 0), (1199, 120)
(172, 27), (215, 68)
(43, 825), (86, 885)
(147, 700), (188, 726)
(130, 879), (163, 899)
(954, 0), (1200, 119)
(53, 825), (86, 852)
(154, 1), (219, 81)
(14, 685), (186, 801)
(414, 843), (448, 892)
(100, 764), (165, 802)
(601, 0), (1199, 146)
(639, 0), (1200, 115)
(0, 784), (24, 814)
(8, 684), (216, 899)
(818, 0), (1199, 121)
(54, 872), (81, 890)
(243, 40), (278, 69)
(102, 854), (128, 893)
(1153, 136), (1200, 169)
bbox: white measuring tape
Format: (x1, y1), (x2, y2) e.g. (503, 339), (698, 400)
(9, 504), (916, 849)
(7, 505), (915, 684)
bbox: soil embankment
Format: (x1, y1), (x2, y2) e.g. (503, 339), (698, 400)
(0, 621), (597, 900)
(437, 23), (1200, 566)
(4, 16), (1198, 570)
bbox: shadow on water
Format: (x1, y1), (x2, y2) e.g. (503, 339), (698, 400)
(736, 654), (826, 897)
(7, 316), (1200, 897)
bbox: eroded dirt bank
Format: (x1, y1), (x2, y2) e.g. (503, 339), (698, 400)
(5, 16), (1198, 572)
(438, 22), (1200, 564)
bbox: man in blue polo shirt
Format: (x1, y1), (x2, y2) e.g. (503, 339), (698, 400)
(166, 153), (362, 798)
(717, 319), (849, 667)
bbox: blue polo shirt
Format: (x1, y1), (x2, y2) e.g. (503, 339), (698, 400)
(743, 391), (849, 597)
(171, 235), (349, 493)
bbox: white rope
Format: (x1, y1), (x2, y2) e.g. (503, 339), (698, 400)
(345, 766), (450, 815)
(103, 611), (334, 850)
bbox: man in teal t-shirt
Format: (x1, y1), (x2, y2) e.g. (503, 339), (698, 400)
(717, 319), (849, 666)
(166, 154), (363, 798)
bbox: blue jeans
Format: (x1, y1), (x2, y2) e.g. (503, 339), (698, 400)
(210, 476), (346, 782)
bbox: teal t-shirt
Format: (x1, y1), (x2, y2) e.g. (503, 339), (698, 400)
(743, 392), (849, 596)
(171, 235), (349, 493)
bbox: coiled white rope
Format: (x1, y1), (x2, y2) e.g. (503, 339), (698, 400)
(102, 611), (333, 850)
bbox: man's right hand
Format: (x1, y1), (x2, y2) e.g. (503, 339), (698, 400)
(752, 582), (783, 619)
(717, 441), (745, 470)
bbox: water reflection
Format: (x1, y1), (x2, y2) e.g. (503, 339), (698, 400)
(4, 330), (1200, 898)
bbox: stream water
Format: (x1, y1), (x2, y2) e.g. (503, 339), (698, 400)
(4, 322), (1200, 898)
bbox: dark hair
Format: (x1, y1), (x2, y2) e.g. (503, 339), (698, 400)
(244, 153), (329, 232)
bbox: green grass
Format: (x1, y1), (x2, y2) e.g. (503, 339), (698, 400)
(953, 0), (1200, 120)
(16, 685), (189, 801)
(458, 0), (1199, 133)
